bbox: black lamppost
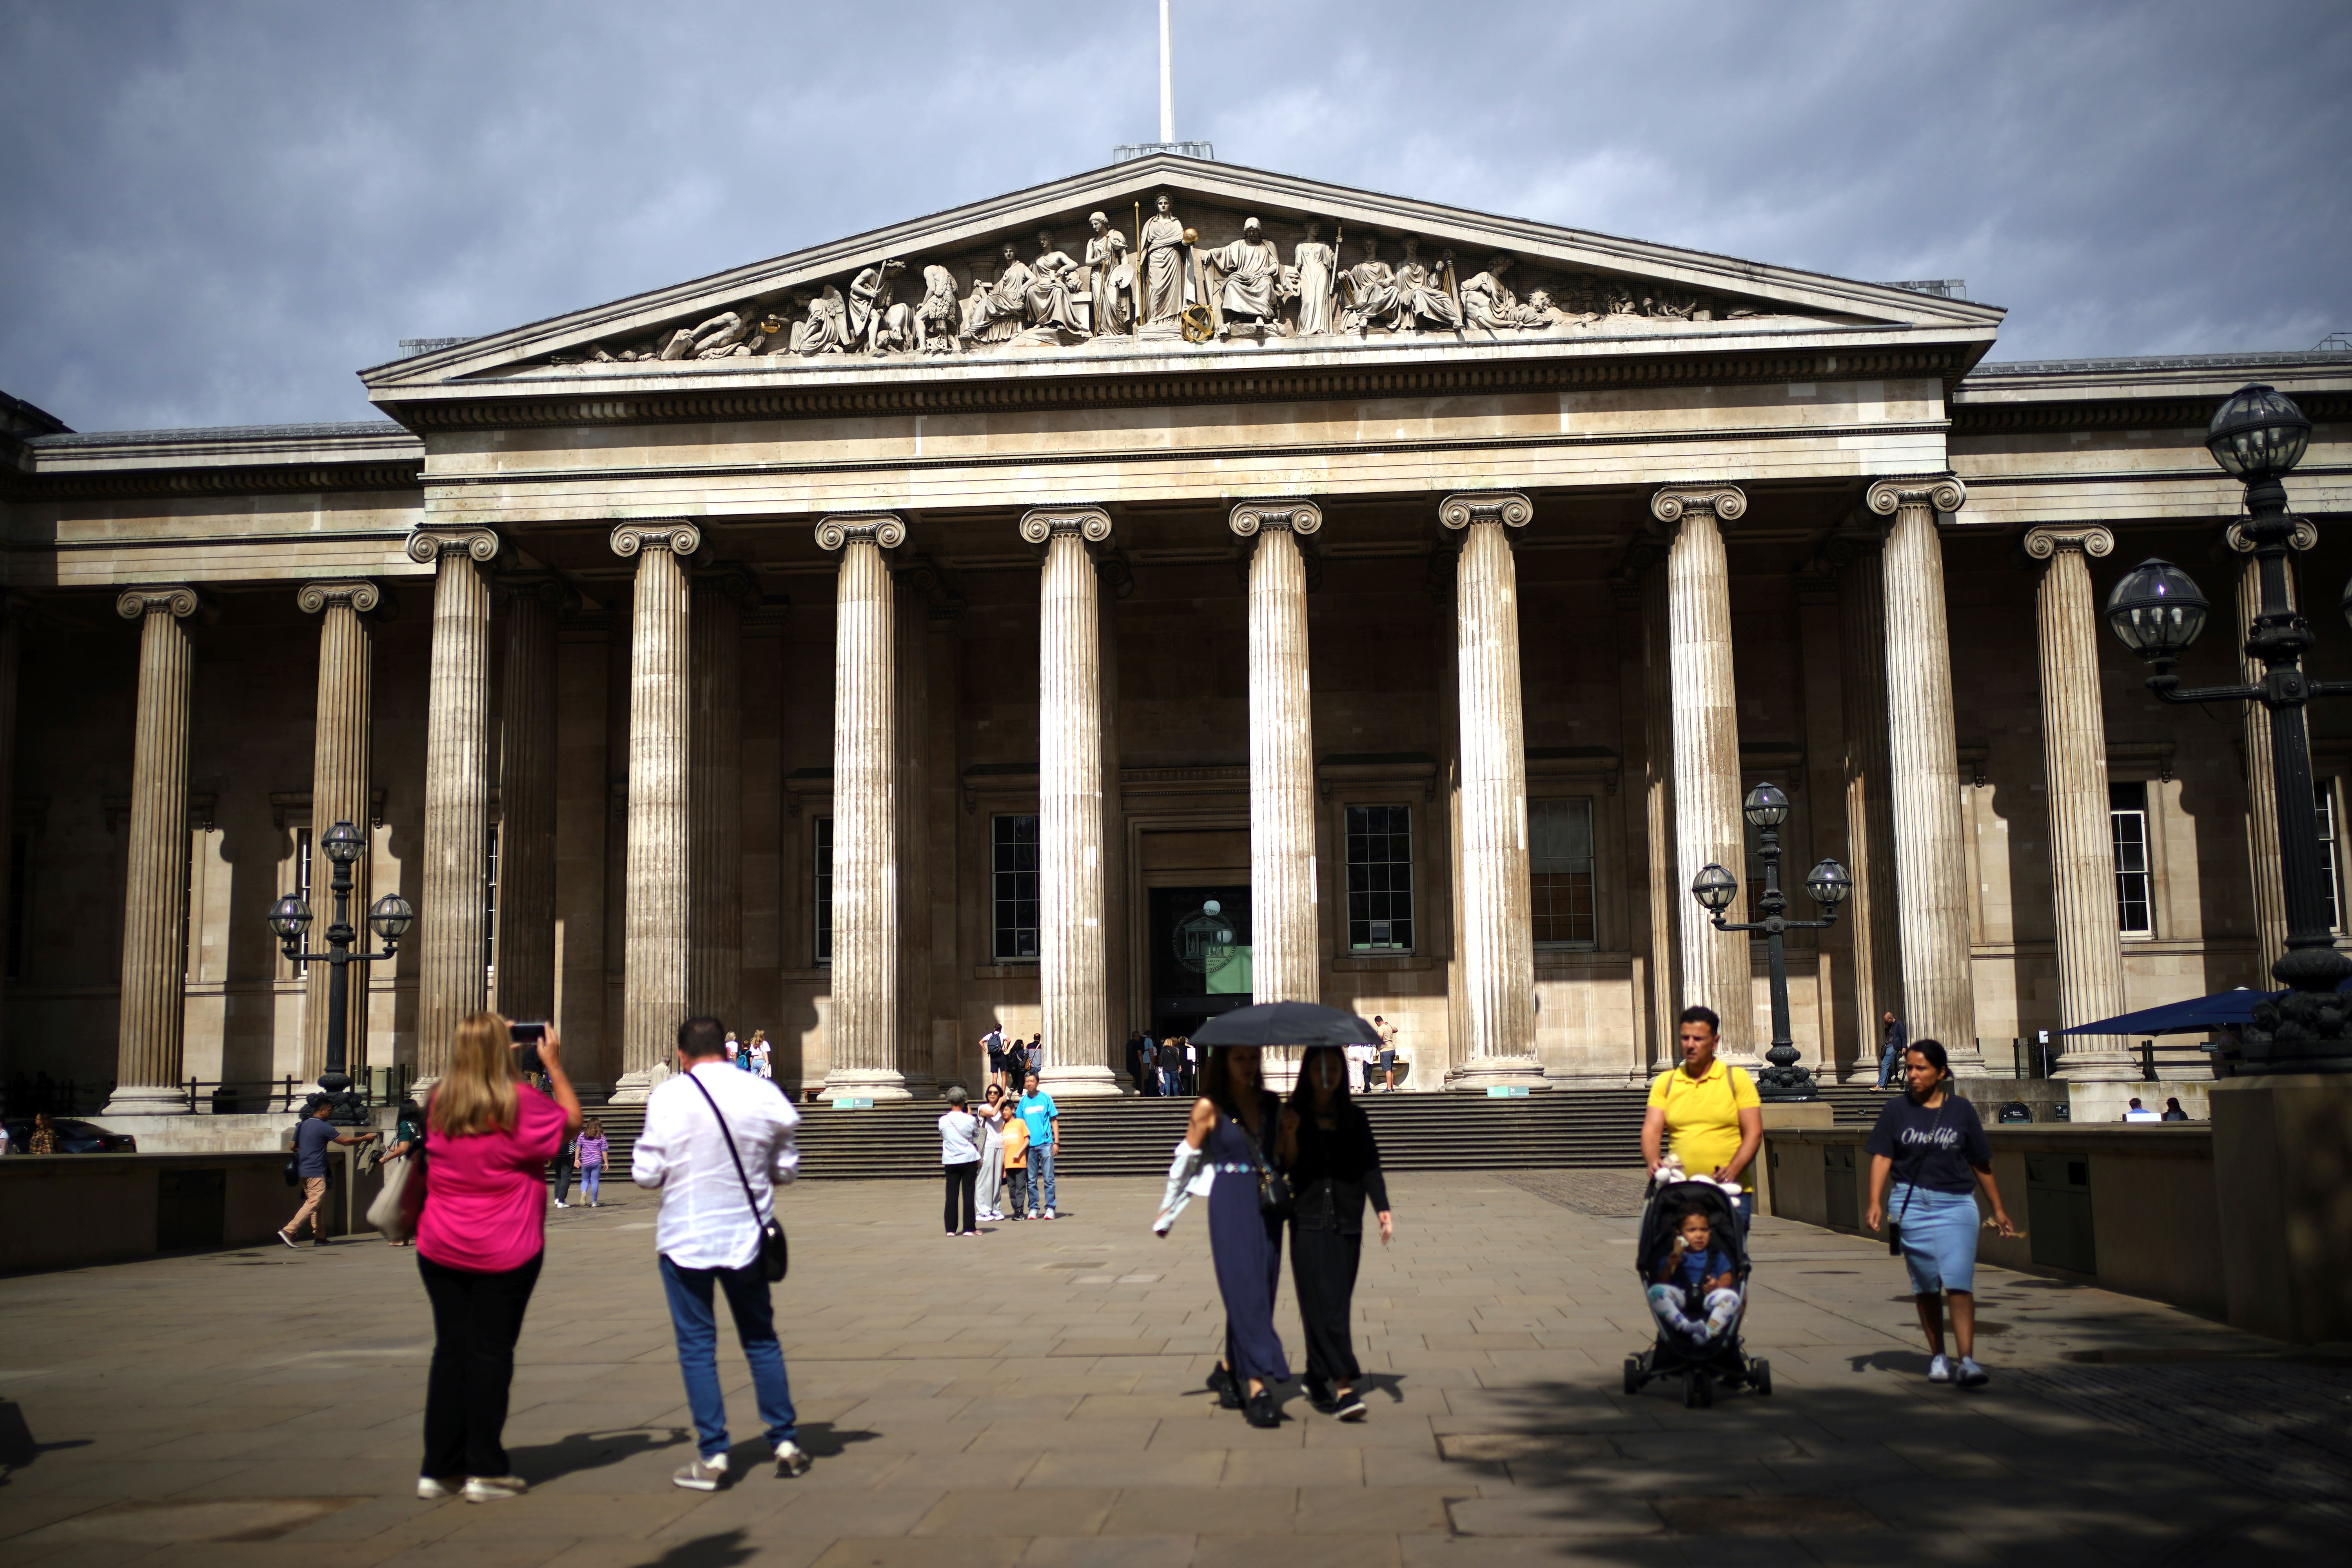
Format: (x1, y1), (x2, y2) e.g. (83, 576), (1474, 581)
(267, 820), (414, 1122)
(1690, 782), (1853, 1101)
(2105, 383), (2352, 1074)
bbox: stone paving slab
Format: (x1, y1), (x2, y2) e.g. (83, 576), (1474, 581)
(0, 1170), (2342, 1565)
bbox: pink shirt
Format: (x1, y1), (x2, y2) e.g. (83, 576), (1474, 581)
(417, 1084), (566, 1273)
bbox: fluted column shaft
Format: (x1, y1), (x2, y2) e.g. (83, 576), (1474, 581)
(1871, 478), (1981, 1068)
(1639, 561), (1681, 1072)
(1836, 540), (1904, 1080)
(107, 588), (200, 1109)
(611, 524), (697, 1100)
(1654, 487), (1752, 1063)
(1231, 501), (1321, 1007)
(2239, 547), (2294, 976)
(1026, 509), (1119, 1094)
(2027, 526), (2132, 1080)
(688, 571), (748, 1032)
(493, 579), (561, 1030)
(299, 582), (379, 1083)
(818, 516), (908, 1100)
(891, 574), (933, 1090)
(1443, 494), (1546, 1088)
(411, 531), (498, 1081)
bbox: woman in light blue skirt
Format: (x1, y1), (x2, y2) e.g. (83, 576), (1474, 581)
(1864, 1038), (2020, 1388)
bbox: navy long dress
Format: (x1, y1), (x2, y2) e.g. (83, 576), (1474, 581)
(1207, 1089), (1290, 1386)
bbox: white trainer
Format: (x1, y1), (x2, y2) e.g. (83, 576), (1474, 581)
(416, 1476), (457, 1500)
(1957, 1357), (1990, 1388)
(462, 1475), (528, 1503)
(672, 1456), (728, 1490)
(1927, 1354), (1953, 1384)
(774, 1440), (812, 1478)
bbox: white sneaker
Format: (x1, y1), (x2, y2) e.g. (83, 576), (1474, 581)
(773, 1440), (812, 1478)
(462, 1475), (528, 1503)
(672, 1456), (728, 1490)
(552, 1200), (566, 1209)
(1927, 1354), (1953, 1384)
(1957, 1357), (1990, 1388)
(416, 1476), (457, 1500)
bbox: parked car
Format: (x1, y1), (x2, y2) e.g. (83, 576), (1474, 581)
(2, 1118), (138, 1154)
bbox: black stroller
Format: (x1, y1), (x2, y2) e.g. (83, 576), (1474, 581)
(1621, 1179), (1772, 1408)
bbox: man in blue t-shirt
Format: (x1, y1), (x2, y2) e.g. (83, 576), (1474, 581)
(1016, 1073), (1059, 1220)
(280, 1096), (377, 1249)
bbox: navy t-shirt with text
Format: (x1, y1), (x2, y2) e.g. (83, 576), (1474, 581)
(1863, 1093), (1991, 1194)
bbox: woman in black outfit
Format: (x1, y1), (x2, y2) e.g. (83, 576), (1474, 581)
(1279, 1045), (1392, 1421)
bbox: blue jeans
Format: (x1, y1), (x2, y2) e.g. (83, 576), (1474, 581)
(581, 1167), (601, 1204)
(658, 1254), (799, 1461)
(1877, 1047), (1902, 1087)
(1029, 1145), (1056, 1213)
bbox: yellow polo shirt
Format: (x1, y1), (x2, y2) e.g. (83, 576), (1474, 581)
(1646, 1060), (1761, 1191)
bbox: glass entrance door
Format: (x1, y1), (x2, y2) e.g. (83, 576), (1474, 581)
(1148, 885), (1252, 1039)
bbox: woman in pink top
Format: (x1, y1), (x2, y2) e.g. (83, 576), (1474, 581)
(414, 1013), (580, 1503)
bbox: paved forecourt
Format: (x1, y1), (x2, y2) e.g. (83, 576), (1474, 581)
(0, 1170), (2343, 1566)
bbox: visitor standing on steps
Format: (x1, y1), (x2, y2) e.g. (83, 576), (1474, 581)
(633, 1014), (812, 1489)
(1877, 1010), (1908, 1088)
(1374, 1015), (1401, 1093)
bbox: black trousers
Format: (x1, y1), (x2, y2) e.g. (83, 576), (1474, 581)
(419, 1251), (543, 1479)
(1005, 1168), (1028, 1215)
(1289, 1222), (1363, 1390)
(943, 1161), (978, 1232)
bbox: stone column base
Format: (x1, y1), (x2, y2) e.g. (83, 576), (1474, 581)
(609, 1061), (674, 1105)
(1039, 1064), (1125, 1097)
(1446, 1057), (1553, 1092)
(100, 1085), (193, 1116)
(1755, 1101), (1835, 1218)
(817, 1068), (912, 1102)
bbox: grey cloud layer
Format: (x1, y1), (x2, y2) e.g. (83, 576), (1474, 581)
(2, 0), (2345, 431)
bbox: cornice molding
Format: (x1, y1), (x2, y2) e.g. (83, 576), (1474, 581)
(1648, 484), (1748, 530)
(609, 521), (703, 559)
(1865, 475), (1968, 517)
(1439, 491), (1533, 530)
(1, 460), (423, 503)
(114, 584), (203, 621)
(2022, 525), (2115, 562)
(1017, 506), (1114, 547)
(405, 526), (501, 565)
(295, 579), (385, 616)
(1229, 498), (1323, 539)
(813, 514), (907, 553)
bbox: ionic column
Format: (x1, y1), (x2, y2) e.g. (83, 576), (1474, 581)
(1441, 493), (1547, 1090)
(106, 585), (201, 1112)
(297, 581), (381, 1083)
(1835, 536), (1904, 1080)
(1633, 549), (1681, 1072)
(1230, 500), (1322, 1007)
(610, 523), (698, 1101)
(817, 515), (909, 1101)
(492, 576), (564, 1033)
(1651, 486), (1753, 1064)
(689, 566), (754, 1033)
(1869, 477), (1982, 1069)
(2235, 528), (2303, 976)
(1023, 508), (1121, 1096)
(2025, 526), (2132, 1079)
(408, 528), (499, 1082)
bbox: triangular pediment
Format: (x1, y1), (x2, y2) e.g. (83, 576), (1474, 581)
(364, 155), (2000, 407)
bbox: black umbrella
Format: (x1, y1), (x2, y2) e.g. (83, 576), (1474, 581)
(1191, 1001), (1380, 1048)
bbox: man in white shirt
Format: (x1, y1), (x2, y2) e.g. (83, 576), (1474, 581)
(633, 1015), (811, 1489)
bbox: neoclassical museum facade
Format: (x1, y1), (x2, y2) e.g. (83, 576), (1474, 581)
(4, 157), (2348, 1110)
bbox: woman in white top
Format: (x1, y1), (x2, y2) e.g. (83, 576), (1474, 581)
(975, 1084), (1009, 1222)
(938, 1087), (983, 1237)
(749, 1030), (773, 1080)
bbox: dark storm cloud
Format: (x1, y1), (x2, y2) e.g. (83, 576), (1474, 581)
(3, 0), (2346, 432)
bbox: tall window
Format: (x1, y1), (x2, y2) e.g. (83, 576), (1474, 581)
(483, 824), (500, 976)
(5, 833), (26, 980)
(2110, 782), (2152, 935)
(2319, 783), (2343, 934)
(993, 815), (1040, 960)
(1346, 805), (1413, 950)
(813, 817), (834, 964)
(1530, 798), (1597, 946)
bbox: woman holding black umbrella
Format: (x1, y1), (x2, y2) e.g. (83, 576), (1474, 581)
(1280, 1044), (1391, 1421)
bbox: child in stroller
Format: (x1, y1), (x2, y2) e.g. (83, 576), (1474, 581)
(1622, 1179), (1772, 1407)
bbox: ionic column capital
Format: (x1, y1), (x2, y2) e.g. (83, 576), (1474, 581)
(295, 579), (386, 617)
(2229, 518), (2318, 553)
(1019, 506), (1113, 547)
(1865, 475), (1967, 518)
(1649, 484), (1747, 530)
(404, 526), (501, 566)
(1440, 490), (1532, 530)
(814, 514), (907, 553)
(610, 521), (704, 559)
(2022, 525), (2115, 563)
(690, 563), (762, 608)
(1229, 498), (1322, 539)
(114, 584), (203, 621)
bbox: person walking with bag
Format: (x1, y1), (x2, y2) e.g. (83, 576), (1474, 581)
(1865, 1037), (2020, 1389)
(1152, 1043), (1290, 1429)
(939, 1086), (982, 1236)
(1280, 1045), (1391, 1421)
(632, 1015), (812, 1488)
(413, 1014), (579, 1502)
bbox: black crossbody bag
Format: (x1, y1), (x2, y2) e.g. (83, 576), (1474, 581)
(686, 1073), (789, 1282)
(1240, 1093), (1294, 1220)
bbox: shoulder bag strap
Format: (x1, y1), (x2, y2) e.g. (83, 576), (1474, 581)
(1893, 1095), (1953, 1227)
(684, 1071), (769, 1226)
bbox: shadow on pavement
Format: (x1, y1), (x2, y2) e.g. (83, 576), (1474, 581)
(509, 1426), (691, 1484)
(0, 1399), (92, 1486)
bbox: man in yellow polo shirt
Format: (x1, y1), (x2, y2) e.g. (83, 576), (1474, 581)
(1641, 1005), (1764, 1220)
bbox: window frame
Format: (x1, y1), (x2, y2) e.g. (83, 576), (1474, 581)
(991, 813), (1041, 963)
(1342, 802), (1416, 953)
(2109, 780), (2155, 938)
(1528, 794), (1600, 951)
(812, 815), (834, 966)
(2318, 778), (2344, 937)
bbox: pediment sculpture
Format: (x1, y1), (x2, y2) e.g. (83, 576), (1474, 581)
(554, 188), (1790, 370)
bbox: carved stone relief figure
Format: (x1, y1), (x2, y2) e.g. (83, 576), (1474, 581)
(848, 259), (906, 352)
(1337, 236), (1397, 335)
(1291, 222), (1337, 336)
(1139, 192), (1189, 334)
(1458, 256), (1520, 338)
(1515, 288), (1595, 332)
(916, 265), (959, 354)
(790, 286), (851, 354)
(1085, 211), (1134, 336)
(1205, 216), (1282, 333)
(1025, 230), (1085, 338)
(964, 244), (1032, 345)
(1391, 240), (1462, 332)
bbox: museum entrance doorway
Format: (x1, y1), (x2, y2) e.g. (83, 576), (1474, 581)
(1148, 885), (1253, 1039)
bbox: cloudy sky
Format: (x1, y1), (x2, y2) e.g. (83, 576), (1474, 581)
(4, 0), (2347, 433)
